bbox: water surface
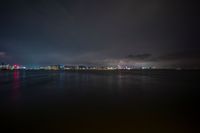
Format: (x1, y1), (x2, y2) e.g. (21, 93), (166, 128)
(0, 70), (199, 132)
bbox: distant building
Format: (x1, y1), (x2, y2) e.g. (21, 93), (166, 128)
(64, 65), (76, 70)
(0, 63), (11, 70)
(50, 65), (61, 70)
(77, 65), (87, 70)
(12, 64), (20, 70)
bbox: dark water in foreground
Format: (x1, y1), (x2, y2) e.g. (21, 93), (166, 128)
(0, 70), (199, 133)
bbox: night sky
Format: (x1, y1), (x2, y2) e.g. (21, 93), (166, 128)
(0, 0), (200, 68)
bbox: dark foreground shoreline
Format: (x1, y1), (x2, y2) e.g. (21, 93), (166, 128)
(0, 70), (199, 133)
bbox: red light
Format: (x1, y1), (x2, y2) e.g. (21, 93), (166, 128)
(13, 64), (19, 69)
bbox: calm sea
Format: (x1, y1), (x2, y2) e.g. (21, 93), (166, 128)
(0, 70), (199, 133)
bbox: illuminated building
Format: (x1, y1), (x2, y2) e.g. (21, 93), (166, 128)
(0, 63), (11, 70)
(77, 65), (87, 70)
(49, 65), (61, 70)
(64, 65), (76, 70)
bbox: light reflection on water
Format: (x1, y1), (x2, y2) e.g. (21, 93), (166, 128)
(11, 70), (21, 103)
(0, 70), (199, 132)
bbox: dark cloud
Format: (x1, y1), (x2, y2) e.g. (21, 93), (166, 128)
(0, 52), (6, 57)
(126, 54), (152, 60)
(0, 0), (199, 68)
(152, 50), (200, 68)
(157, 51), (200, 61)
(0, 52), (7, 59)
(0, 51), (11, 63)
